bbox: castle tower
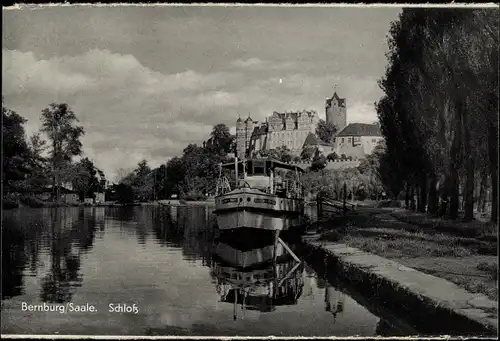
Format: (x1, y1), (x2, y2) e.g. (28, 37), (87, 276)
(236, 117), (245, 158)
(325, 91), (347, 132)
(244, 116), (254, 158)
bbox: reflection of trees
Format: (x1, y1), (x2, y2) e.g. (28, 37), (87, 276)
(2, 210), (47, 300)
(39, 208), (94, 303)
(151, 205), (215, 265)
(2, 217), (27, 299)
(2, 208), (97, 303)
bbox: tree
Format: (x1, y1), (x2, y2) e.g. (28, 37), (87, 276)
(301, 147), (315, 161)
(310, 148), (327, 172)
(2, 100), (30, 193)
(275, 146), (293, 163)
(315, 119), (337, 143)
(327, 152), (338, 161)
(26, 132), (50, 192)
(377, 8), (498, 222)
(209, 124), (233, 155)
(40, 103), (85, 203)
(71, 158), (102, 200)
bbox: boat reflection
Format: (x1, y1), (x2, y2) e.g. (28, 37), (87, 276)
(210, 236), (304, 319)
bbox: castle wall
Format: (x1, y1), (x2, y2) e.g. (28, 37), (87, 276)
(239, 111), (319, 157)
(288, 159), (361, 171)
(333, 135), (383, 158)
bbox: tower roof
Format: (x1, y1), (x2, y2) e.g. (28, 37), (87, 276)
(245, 116), (253, 123)
(326, 91), (346, 108)
(236, 117), (243, 123)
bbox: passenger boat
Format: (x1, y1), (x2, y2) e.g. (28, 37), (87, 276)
(214, 157), (306, 234)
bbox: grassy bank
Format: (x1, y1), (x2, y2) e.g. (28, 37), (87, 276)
(320, 208), (498, 303)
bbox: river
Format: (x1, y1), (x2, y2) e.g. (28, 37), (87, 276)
(2, 206), (418, 336)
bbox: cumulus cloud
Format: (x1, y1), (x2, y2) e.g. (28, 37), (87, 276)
(230, 58), (265, 68)
(2, 48), (381, 179)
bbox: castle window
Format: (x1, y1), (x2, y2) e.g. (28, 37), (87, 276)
(341, 138), (344, 143)
(347, 138), (351, 142)
(333, 138), (336, 143)
(372, 139), (376, 143)
(295, 121), (298, 129)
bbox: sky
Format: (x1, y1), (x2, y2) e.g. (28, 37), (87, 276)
(2, 5), (402, 180)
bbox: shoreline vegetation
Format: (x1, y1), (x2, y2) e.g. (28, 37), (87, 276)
(317, 206), (498, 303)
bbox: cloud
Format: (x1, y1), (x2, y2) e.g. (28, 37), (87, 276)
(230, 58), (265, 68)
(2, 49), (381, 179)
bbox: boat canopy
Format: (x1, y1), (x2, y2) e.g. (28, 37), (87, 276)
(220, 158), (305, 173)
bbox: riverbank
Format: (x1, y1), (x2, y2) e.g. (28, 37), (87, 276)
(316, 208), (498, 301)
(303, 207), (498, 335)
(3, 199), (216, 210)
(300, 235), (497, 335)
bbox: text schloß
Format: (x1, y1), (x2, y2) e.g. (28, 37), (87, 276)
(108, 303), (139, 314)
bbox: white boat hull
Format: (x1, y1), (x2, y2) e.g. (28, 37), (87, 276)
(214, 188), (304, 232)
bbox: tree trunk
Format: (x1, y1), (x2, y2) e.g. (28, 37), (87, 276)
(478, 170), (488, 213)
(488, 124), (498, 223)
(449, 168), (460, 220)
(405, 182), (410, 209)
(463, 157), (475, 221)
(410, 184), (416, 211)
(419, 175), (427, 213)
(416, 184), (421, 212)
(449, 98), (463, 220)
(428, 176), (438, 215)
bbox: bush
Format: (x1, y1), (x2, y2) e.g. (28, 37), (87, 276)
(376, 200), (402, 208)
(183, 190), (206, 201)
(19, 195), (47, 208)
(3, 195), (19, 209)
(327, 152), (338, 161)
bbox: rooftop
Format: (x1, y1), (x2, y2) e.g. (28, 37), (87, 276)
(303, 132), (332, 147)
(336, 123), (382, 137)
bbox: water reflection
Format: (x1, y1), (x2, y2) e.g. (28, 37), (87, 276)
(2, 208), (101, 303)
(2, 205), (417, 336)
(210, 236), (304, 319)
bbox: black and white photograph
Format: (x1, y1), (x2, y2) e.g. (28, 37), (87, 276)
(1, 3), (498, 338)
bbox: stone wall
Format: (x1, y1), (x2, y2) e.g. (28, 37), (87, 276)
(289, 159), (361, 170)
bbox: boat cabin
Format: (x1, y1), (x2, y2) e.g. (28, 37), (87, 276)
(216, 158), (305, 199)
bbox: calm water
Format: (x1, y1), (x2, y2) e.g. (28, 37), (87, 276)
(2, 206), (416, 336)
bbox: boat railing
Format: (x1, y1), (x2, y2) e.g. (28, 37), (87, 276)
(273, 179), (304, 199)
(216, 176), (232, 196)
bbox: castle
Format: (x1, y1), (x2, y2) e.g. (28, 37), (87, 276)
(235, 92), (348, 159)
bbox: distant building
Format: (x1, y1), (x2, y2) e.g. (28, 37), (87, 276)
(302, 132), (334, 156)
(332, 123), (383, 158)
(325, 92), (347, 133)
(236, 110), (319, 158)
(94, 192), (105, 204)
(37, 185), (79, 204)
(232, 91), (382, 161)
